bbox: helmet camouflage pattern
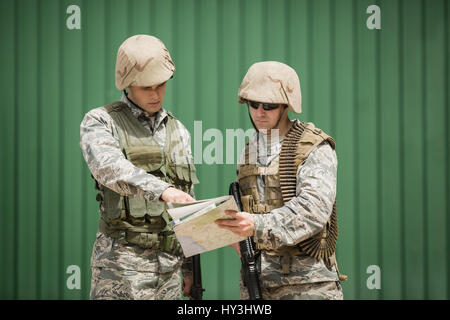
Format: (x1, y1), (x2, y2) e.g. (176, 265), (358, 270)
(115, 34), (175, 90)
(238, 61), (302, 114)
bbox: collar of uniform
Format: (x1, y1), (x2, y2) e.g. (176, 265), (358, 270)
(255, 120), (297, 147)
(253, 119), (298, 165)
(120, 92), (168, 127)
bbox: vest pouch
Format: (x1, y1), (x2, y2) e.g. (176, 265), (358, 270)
(239, 177), (256, 193)
(237, 164), (259, 180)
(176, 164), (191, 182)
(146, 201), (169, 232)
(266, 174), (281, 188)
(127, 196), (147, 218)
(265, 175), (283, 202)
(102, 187), (123, 220)
(174, 155), (199, 184)
(266, 189), (282, 201)
(240, 195), (253, 213)
(127, 197), (166, 220)
(238, 164), (259, 196)
(146, 201), (166, 217)
(239, 175), (258, 202)
(167, 162), (194, 184)
(124, 145), (163, 173)
(127, 197), (167, 232)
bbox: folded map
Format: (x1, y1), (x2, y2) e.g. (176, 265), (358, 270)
(166, 195), (245, 257)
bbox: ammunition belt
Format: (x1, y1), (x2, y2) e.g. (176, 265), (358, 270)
(279, 121), (307, 201)
(298, 203), (338, 262)
(279, 121), (338, 265)
(99, 219), (183, 256)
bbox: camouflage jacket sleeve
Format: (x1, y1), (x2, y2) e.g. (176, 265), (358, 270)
(181, 256), (193, 278)
(80, 108), (172, 202)
(253, 142), (337, 249)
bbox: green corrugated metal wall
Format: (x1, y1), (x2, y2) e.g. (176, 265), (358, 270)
(0, 0), (448, 300)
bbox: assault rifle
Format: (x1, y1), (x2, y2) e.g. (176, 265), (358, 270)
(229, 182), (262, 300)
(189, 254), (205, 300)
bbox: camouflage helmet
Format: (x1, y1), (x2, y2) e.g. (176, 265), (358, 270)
(238, 61), (301, 113)
(115, 35), (175, 91)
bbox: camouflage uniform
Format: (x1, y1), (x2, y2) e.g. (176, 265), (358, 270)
(237, 127), (343, 300)
(81, 93), (194, 300)
(80, 35), (194, 300)
(236, 62), (343, 300)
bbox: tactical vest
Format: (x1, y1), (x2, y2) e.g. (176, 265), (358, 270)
(238, 121), (345, 278)
(94, 101), (199, 255)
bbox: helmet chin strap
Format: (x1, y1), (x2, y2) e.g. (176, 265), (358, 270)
(124, 89), (146, 112)
(247, 106), (258, 131)
(273, 106), (288, 130)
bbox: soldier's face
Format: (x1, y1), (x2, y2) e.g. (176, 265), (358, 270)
(128, 82), (167, 115)
(249, 102), (286, 130)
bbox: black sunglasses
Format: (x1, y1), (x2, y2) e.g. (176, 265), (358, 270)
(245, 100), (281, 111)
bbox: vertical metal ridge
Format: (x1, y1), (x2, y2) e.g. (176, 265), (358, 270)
(127, 0), (132, 35)
(352, 0), (360, 299)
(81, 0), (88, 298)
(36, 0), (42, 300)
(262, 0), (268, 60)
(399, 0), (406, 300)
(308, 0), (314, 122)
(239, 0), (246, 129)
(285, 0), (291, 64)
(217, 0), (224, 299)
(58, 0), (64, 300)
(149, 0), (155, 32)
(330, 0), (336, 138)
(421, 0), (428, 300)
(13, 0), (19, 300)
(172, 0), (178, 115)
(105, 0), (110, 104)
(375, 0), (382, 300)
(445, 0), (450, 301)
(193, 0), (201, 189)
(194, 0), (200, 123)
(217, 0), (223, 191)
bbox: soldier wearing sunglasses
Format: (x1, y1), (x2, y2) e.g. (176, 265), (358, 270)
(216, 61), (345, 300)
